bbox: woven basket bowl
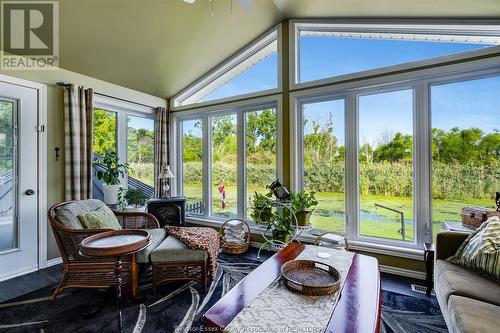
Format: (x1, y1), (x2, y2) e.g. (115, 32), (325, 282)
(219, 219), (250, 254)
(281, 259), (340, 296)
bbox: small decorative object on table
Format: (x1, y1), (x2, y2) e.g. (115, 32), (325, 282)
(157, 163), (174, 198)
(461, 206), (500, 228)
(281, 259), (340, 296)
(314, 232), (348, 251)
(220, 218), (250, 254)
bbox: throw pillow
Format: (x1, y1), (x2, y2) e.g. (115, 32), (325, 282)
(447, 216), (500, 281)
(78, 206), (122, 230)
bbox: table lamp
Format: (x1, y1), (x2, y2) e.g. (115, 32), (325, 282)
(158, 164), (174, 198)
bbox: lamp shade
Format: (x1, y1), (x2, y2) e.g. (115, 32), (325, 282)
(158, 165), (174, 179)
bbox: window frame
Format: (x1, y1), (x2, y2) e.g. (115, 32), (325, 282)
(172, 26), (282, 110)
(291, 59), (500, 250)
(290, 19), (500, 90)
(173, 94), (282, 222)
(93, 95), (155, 189)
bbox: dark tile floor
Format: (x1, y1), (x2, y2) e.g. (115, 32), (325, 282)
(0, 264), (63, 303)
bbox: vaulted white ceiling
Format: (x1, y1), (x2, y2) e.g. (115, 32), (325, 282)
(57, 0), (500, 99)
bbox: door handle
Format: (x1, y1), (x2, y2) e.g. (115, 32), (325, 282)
(25, 189), (35, 196)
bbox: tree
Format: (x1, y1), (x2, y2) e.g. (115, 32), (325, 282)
(246, 109), (277, 154)
(303, 112), (338, 167)
(93, 109), (116, 155)
(373, 133), (412, 162)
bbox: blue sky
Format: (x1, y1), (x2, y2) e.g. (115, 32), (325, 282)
(128, 115), (154, 131)
(184, 36), (500, 144)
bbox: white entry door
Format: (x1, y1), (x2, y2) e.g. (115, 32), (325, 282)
(0, 81), (38, 280)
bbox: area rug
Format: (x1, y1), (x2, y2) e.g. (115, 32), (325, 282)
(0, 251), (447, 333)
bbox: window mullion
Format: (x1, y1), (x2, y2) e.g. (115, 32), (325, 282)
(203, 116), (211, 217)
(415, 82), (432, 244)
(345, 93), (358, 241)
(117, 111), (128, 188)
(237, 112), (246, 219)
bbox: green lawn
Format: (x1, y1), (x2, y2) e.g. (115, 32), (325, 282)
(183, 184), (491, 241)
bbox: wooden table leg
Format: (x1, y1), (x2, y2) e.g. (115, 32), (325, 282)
(114, 257), (123, 333)
(423, 243), (435, 296)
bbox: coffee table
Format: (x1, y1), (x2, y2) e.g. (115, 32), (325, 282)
(203, 243), (381, 333)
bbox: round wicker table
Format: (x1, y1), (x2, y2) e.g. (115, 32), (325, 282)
(80, 230), (151, 333)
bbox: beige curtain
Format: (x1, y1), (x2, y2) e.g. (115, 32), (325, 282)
(62, 85), (93, 200)
(154, 107), (171, 197)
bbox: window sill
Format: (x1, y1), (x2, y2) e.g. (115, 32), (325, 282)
(186, 216), (424, 261)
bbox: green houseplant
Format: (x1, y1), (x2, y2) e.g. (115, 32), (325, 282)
(94, 150), (130, 204)
(271, 212), (294, 243)
(291, 191), (318, 226)
(250, 192), (273, 223)
(125, 188), (148, 208)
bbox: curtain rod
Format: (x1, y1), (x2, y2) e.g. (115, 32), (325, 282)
(56, 82), (160, 109)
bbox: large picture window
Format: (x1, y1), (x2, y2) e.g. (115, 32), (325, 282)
(294, 23), (500, 85)
(92, 99), (155, 200)
(174, 30), (279, 107)
(358, 89), (415, 242)
(177, 101), (279, 220)
(301, 99), (345, 232)
(431, 76), (500, 239)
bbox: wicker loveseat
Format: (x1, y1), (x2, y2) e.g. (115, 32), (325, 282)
(48, 199), (163, 299)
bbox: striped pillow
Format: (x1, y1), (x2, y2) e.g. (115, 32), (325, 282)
(447, 216), (500, 281)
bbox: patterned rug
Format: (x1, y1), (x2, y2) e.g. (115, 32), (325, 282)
(0, 251), (448, 333)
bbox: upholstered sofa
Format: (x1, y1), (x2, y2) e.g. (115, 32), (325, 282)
(434, 231), (500, 333)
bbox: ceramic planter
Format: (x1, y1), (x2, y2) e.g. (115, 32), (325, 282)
(103, 184), (120, 205)
(272, 229), (291, 244)
(295, 210), (312, 226)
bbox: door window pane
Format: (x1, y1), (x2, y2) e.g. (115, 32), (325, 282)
(358, 89), (415, 242)
(299, 33), (493, 83)
(246, 107), (277, 216)
(93, 109), (117, 156)
(182, 119), (204, 215)
(211, 114), (237, 218)
(302, 99), (345, 232)
(127, 115), (154, 186)
(431, 77), (500, 239)
(0, 101), (16, 251)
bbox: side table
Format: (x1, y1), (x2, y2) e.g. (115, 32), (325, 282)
(80, 230), (151, 333)
(423, 242), (435, 296)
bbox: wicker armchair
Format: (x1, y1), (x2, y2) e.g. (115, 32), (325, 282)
(48, 200), (160, 299)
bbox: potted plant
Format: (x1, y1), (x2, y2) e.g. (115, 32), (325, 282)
(291, 191), (318, 226)
(124, 188), (148, 211)
(272, 212), (294, 243)
(250, 192), (273, 223)
(94, 150), (130, 205)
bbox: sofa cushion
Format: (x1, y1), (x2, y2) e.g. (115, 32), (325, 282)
(78, 206), (121, 230)
(447, 216), (500, 281)
(448, 295), (500, 333)
(435, 259), (500, 308)
(135, 228), (167, 264)
(151, 236), (207, 263)
(55, 199), (110, 229)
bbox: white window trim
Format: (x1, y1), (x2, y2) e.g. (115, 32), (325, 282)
(93, 95), (155, 189)
(290, 19), (500, 90)
(172, 25), (282, 110)
(290, 60), (500, 251)
(172, 94), (282, 221)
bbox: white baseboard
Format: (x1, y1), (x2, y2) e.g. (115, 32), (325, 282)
(0, 266), (38, 282)
(379, 264), (426, 280)
(45, 257), (63, 267)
